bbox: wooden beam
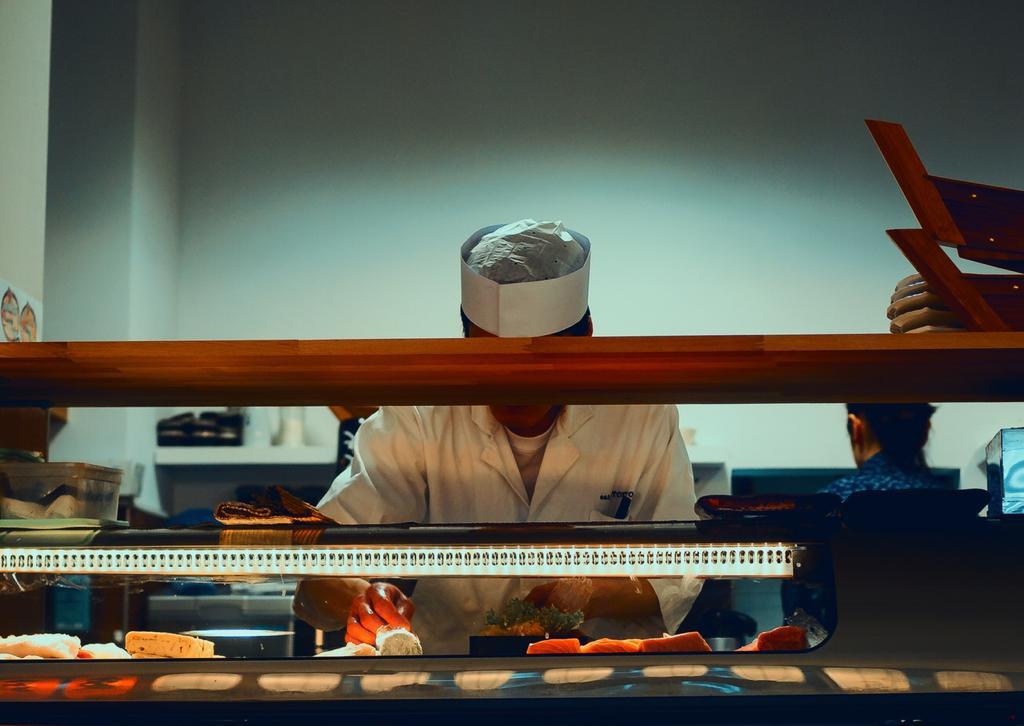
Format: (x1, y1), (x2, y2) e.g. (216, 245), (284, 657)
(958, 247), (1024, 274)
(3, 334), (1024, 406)
(887, 228), (1010, 332)
(929, 175), (1024, 253)
(865, 120), (965, 246)
(964, 274), (1024, 329)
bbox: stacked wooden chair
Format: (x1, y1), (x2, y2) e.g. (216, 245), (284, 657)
(866, 119), (1024, 332)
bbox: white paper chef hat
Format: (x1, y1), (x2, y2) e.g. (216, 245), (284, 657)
(460, 219), (591, 337)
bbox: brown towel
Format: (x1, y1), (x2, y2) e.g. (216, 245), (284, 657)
(214, 486), (336, 527)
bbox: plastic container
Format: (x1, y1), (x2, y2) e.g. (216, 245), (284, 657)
(0, 462), (123, 520)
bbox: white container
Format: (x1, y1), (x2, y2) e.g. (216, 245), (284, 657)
(243, 407), (273, 447)
(277, 407), (306, 447)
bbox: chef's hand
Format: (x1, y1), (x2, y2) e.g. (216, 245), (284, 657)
(526, 577), (593, 614)
(345, 582), (416, 645)
(293, 577), (370, 632)
(527, 578), (659, 620)
(525, 581), (558, 608)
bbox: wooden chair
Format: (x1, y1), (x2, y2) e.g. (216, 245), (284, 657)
(866, 119), (1024, 331)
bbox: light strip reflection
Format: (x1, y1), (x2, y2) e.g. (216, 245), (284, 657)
(151, 673), (242, 693)
(543, 667), (614, 685)
(641, 665), (709, 679)
(359, 672), (430, 693)
(731, 666), (805, 683)
(935, 671), (1012, 692)
(257, 673), (341, 694)
(454, 670), (515, 691)
(824, 667), (910, 693)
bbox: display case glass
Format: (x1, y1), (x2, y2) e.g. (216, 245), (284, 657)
(2, 334), (1024, 722)
(0, 521), (834, 659)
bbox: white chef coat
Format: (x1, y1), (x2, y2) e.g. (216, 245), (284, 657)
(504, 423), (555, 499)
(318, 403), (702, 655)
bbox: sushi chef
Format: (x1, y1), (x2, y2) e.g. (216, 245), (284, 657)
(294, 220), (702, 654)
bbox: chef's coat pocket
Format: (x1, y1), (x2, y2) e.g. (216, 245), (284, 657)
(589, 509), (624, 523)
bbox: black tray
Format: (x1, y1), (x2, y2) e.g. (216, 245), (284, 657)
(469, 634), (587, 657)
(841, 488), (990, 530)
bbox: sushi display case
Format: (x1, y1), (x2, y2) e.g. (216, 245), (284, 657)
(0, 514), (1022, 725)
(4, 332), (1024, 723)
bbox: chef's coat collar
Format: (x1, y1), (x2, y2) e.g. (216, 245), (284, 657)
(470, 404), (594, 439)
(472, 404), (595, 512)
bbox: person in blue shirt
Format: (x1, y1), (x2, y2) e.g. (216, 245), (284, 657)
(822, 403), (939, 500)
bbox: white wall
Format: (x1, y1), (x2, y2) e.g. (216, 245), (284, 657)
(45, 0), (182, 513)
(0, 0), (52, 301)
(44, 0), (136, 342)
(124, 0), (183, 513)
(170, 0), (1024, 489)
(44, 0), (137, 504)
(128, 0), (181, 342)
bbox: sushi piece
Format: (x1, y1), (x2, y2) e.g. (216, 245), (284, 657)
(526, 638), (581, 655)
(580, 638), (642, 654)
(639, 632), (712, 653)
(375, 626), (423, 656)
(80, 643), (131, 660)
(0, 633), (81, 659)
(125, 631), (214, 659)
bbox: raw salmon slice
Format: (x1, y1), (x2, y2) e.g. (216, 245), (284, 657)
(580, 638), (642, 654)
(754, 626), (808, 651)
(526, 638), (581, 655)
(640, 632), (712, 653)
(738, 625), (808, 652)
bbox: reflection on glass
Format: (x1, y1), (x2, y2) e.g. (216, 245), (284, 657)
(151, 673), (243, 693)
(257, 673), (341, 694)
(454, 670), (515, 691)
(63, 676), (137, 699)
(641, 665), (709, 679)
(359, 672), (430, 693)
(0, 679), (62, 700)
(731, 666), (805, 683)
(542, 667), (614, 685)
(186, 629), (292, 638)
(935, 671), (1011, 692)
(824, 667), (910, 692)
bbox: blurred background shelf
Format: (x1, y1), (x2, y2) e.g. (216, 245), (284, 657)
(686, 446), (730, 496)
(153, 446), (339, 514)
(154, 446), (335, 467)
(687, 446), (727, 469)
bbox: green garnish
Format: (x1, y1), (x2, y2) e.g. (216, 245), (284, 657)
(484, 597), (584, 633)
